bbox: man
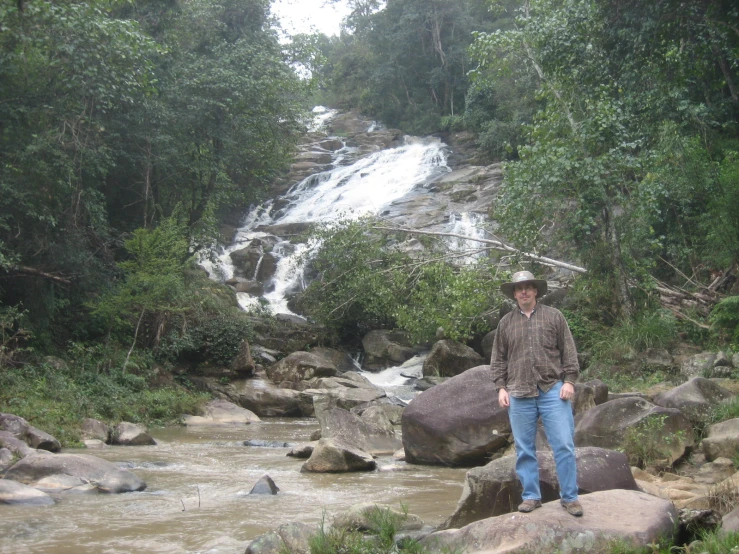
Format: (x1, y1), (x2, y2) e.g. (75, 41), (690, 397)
(490, 270), (583, 517)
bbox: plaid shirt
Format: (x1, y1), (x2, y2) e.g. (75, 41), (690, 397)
(490, 303), (579, 398)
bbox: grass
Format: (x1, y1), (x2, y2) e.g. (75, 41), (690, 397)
(0, 351), (208, 446)
(709, 396), (739, 425)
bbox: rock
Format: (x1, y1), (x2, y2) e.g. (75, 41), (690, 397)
(301, 438), (376, 473)
(233, 279), (264, 296)
(715, 351), (732, 367)
(244, 440), (292, 448)
(414, 376), (444, 391)
(286, 442), (316, 458)
(643, 348), (674, 371)
(480, 330), (496, 363)
(315, 404), (400, 455)
(4, 453), (146, 493)
(33, 474), (98, 494)
(266, 351), (338, 389)
(722, 505), (739, 534)
(331, 503), (424, 532)
(81, 418), (111, 443)
(358, 405), (397, 434)
(0, 479), (55, 506)
(361, 330), (417, 371)
(308, 347), (358, 373)
(702, 419), (739, 461)
(402, 366), (509, 466)
(230, 339), (256, 375)
(733, 352), (739, 370)
(0, 447), (13, 472)
(299, 385), (386, 416)
(574, 397), (694, 465)
(444, 447), (640, 528)
(351, 402), (404, 426)
(422, 339), (485, 378)
(0, 413), (61, 452)
(84, 439), (107, 450)
(653, 377), (734, 425)
(572, 382), (596, 416)
(424, 490), (678, 554)
(582, 379), (609, 405)
(680, 352), (716, 379)
(249, 474), (280, 495)
(183, 398), (260, 426)
(112, 422), (157, 446)
(0, 430), (37, 458)
(245, 522), (315, 554)
(221, 378), (303, 417)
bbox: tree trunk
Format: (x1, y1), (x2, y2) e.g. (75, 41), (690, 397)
(603, 205), (634, 318)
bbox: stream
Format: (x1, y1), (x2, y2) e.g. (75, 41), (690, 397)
(0, 420), (466, 554)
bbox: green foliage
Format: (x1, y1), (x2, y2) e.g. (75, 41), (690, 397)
(710, 296), (739, 347)
(589, 531), (739, 554)
(299, 218), (501, 344)
(589, 311), (678, 364)
(0, 305), (31, 367)
(0, 347), (207, 446)
(620, 414), (686, 470)
(709, 397), (739, 426)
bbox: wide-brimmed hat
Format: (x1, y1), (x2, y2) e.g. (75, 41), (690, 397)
(500, 271), (548, 300)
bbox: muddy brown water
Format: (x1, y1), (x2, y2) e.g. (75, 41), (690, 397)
(0, 419), (466, 554)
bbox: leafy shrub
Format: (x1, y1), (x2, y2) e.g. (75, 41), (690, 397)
(590, 310), (678, 364)
(620, 415), (686, 470)
(710, 295), (739, 347)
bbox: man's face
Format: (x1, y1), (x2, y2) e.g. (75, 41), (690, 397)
(513, 282), (537, 309)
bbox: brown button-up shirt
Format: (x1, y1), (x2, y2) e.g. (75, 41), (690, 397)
(490, 303), (579, 398)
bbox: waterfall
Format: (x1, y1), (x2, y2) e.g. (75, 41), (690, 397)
(204, 108), (487, 316)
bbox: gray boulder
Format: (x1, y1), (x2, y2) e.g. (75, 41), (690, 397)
(0, 413), (61, 452)
(315, 405), (400, 455)
(422, 339), (485, 378)
(286, 442), (316, 459)
(444, 447), (639, 529)
(112, 422), (156, 446)
(582, 379), (609, 405)
(680, 352), (716, 379)
(266, 352), (338, 389)
(702, 418), (739, 461)
(299, 385), (386, 416)
(424, 490), (678, 554)
(0, 430), (38, 459)
(361, 330), (417, 371)
(308, 348), (358, 373)
(402, 366), (510, 466)
(331, 503), (424, 532)
(0, 447), (13, 472)
(222, 378), (302, 417)
(301, 438), (376, 473)
(4, 453), (146, 493)
(0, 479), (55, 505)
(245, 522), (315, 554)
(574, 397), (694, 465)
(81, 418), (111, 443)
(183, 398), (260, 426)
(230, 338), (256, 376)
(653, 377), (734, 424)
(249, 474), (280, 495)
(351, 402), (404, 426)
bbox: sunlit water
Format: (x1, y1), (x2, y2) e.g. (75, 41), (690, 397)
(0, 420), (466, 554)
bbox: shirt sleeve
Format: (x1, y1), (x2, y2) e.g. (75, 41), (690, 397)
(489, 320), (508, 390)
(557, 311), (579, 384)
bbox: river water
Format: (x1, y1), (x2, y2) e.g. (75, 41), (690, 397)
(0, 420), (466, 554)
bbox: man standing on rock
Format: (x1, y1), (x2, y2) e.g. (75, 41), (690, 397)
(490, 271), (583, 517)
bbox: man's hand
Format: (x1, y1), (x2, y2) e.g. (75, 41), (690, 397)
(498, 388), (510, 408)
(560, 382), (575, 401)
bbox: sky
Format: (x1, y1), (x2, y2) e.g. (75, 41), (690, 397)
(271, 0), (351, 37)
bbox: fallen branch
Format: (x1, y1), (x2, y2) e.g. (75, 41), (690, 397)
(1, 266), (72, 285)
(371, 225), (588, 274)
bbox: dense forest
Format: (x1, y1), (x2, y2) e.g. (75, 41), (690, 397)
(1, 0), (739, 439)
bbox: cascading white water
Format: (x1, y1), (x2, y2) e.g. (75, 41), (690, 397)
(205, 109), (490, 317)
(448, 211), (489, 264)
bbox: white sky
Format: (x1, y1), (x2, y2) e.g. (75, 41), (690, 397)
(271, 0), (351, 36)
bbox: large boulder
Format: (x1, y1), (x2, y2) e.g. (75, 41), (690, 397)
(444, 447), (640, 529)
(112, 422), (156, 446)
(266, 352), (338, 389)
(422, 339), (485, 378)
(245, 522), (315, 554)
(315, 405), (400, 455)
(183, 398), (260, 426)
(230, 339), (256, 376)
(300, 438), (376, 473)
(702, 418), (739, 461)
(299, 378), (387, 416)
(361, 330), (417, 371)
(0, 430), (39, 458)
(0, 479), (55, 506)
(423, 490), (678, 554)
(680, 352), (716, 379)
(81, 418), (111, 443)
(402, 366), (510, 466)
(308, 348), (358, 373)
(0, 413), (61, 452)
(4, 453), (146, 493)
(220, 378), (302, 417)
(574, 397), (694, 465)
(331, 503), (424, 533)
(653, 377), (734, 424)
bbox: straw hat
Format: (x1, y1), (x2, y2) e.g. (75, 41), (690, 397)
(500, 271), (548, 300)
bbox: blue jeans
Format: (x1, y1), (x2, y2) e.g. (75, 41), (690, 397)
(508, 381), (578, 502)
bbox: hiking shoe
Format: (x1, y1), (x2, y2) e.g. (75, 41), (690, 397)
(561, 500), (584, 517)
(518, 499), (542, 513)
